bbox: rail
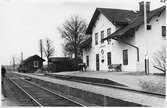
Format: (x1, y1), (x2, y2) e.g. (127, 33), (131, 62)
(8, 77), (85, 106)
(8, 78), (43, 106)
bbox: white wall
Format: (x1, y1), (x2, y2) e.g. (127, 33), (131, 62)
(83, 10), (166, 73)
(134, 10), (166, 73)
(83, 13), (138, 71)
(83, 13), (116, 71)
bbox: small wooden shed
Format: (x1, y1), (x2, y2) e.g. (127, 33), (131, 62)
(18, 55), (45, 73)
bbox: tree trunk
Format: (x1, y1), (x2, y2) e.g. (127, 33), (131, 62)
(74, 50), (78, 59)
(47, 57), (49, 72)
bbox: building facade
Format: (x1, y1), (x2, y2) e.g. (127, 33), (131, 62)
(48, 57), (83, 72)
(18, 55), (45, 73)
(81, 2), (166, 73)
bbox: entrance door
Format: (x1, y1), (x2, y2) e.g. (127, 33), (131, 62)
(96, 54), (100, 71)
(107, 52), (111, 66)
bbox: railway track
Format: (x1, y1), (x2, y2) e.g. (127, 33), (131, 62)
(8, 72), (165, 98)
(2, 78), (39, 106)
(7, 77), (85, 106)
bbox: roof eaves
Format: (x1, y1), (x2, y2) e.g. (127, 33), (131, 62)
(103, 6), (166, 40)
(80, 37), (92, 48)
(86, 9), (100, 34)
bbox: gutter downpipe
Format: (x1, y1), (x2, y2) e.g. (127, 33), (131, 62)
(144, 1), (149, 75)
(113, 37), (139, 62)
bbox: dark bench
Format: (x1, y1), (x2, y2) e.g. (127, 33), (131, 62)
(108, 64), (122, 72)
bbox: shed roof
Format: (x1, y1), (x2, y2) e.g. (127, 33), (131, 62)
(49, 57), (71, 62)
(22, 55), (45, 64)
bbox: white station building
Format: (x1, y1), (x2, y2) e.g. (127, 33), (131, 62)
(81, 1), (166, 73)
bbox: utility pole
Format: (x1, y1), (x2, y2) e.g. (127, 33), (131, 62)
(40, 39), (43, 59)
(40, 39), (43, 70)
(21, 52), (23, 63)
(12, 56), (15, 71)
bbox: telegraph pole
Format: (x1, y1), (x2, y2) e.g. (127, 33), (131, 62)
(12, 56), (15, 71)
(21, 52), (23, 63)
(40, 39), (43, 70)
(40, 39), (43, 59)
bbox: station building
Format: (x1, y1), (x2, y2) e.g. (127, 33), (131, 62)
(18, 55), (45, 73)
(81, 2), (166, 73)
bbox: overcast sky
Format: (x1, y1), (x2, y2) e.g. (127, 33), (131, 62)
(0, 0), (165, 65)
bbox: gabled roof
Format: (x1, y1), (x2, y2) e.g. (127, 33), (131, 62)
(103, 6), (166, 40)
(22, 55), (45, 64)
(80, 37), (92, 48)
(86, 8), (137, 34)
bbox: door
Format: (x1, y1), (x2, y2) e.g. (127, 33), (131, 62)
(107, 52), (111, 66)
(96, 54), (100, 71)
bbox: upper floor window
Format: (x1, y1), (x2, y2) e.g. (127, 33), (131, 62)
(107, 28), (111, 36)
(33, 61), (39, 68)
(101, 30), (104, 44)
(162, 26), (166, 37)
(107, 28), (111, 44)
(147, 25), (152, 30)
(95, 33), (98, 45)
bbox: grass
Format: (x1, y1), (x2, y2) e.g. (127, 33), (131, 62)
(138, 76), (165, 95)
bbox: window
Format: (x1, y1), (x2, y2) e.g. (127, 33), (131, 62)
(107, 52), (111, 65)
(147, 25), (152, 30)
(33, 61), (39, 68)
(95, 33), (98, 45)
(86, 56), (89, 66)
(107, 28), (111, 44)
(107, 28), (111, 36)
(162, 26), (166, 37)
(101, 30), (104, 43)
(123, 50), (128, 65)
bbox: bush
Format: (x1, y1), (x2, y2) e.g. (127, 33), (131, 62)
(153, 47), (166, 73)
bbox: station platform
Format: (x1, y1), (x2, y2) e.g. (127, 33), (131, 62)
(10, 71), (165, 106)
(47, 71), (165, 94)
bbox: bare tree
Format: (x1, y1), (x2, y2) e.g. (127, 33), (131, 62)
(58, 16), (88, 59)
(43, 38), (55, 69)
(153, 47), (166, 73)
(62, 43), (73, 58)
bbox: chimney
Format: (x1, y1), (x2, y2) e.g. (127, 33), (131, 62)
(139, 1), (150, 14)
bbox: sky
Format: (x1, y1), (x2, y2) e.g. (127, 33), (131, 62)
(0, 0), (165, 65)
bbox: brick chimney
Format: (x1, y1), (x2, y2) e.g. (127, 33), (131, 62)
(139, 1), (150, 14)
